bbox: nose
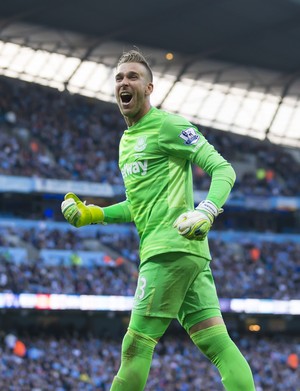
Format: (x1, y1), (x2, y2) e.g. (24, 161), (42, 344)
(120, 76), (129, 87)
(121, 81), (129, 88)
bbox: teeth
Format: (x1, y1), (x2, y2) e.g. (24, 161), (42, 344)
(120, 91), (132, 104)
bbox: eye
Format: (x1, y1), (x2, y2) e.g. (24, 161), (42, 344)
(129, 73), (139, 80)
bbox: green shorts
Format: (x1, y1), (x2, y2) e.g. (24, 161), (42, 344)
(132, 252), (221, 332)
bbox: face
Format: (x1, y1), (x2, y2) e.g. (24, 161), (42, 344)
(115, 62), (153, 126)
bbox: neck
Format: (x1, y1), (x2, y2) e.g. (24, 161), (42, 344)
(125, 105), (152, 127)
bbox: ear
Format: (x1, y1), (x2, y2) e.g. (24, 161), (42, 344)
(145, 82), (154, 96)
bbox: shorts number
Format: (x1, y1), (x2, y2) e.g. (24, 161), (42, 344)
(136, 276), (147, 300)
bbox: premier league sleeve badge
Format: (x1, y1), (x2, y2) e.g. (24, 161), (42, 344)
(179, 127), (200, 145)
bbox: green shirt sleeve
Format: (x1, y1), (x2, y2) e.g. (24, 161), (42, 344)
(158, 114), (236, 208)
(192, 140), (236, 208)
(103, 199), (133, 223)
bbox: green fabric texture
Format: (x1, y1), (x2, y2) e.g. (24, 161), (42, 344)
(103, 200), (133, 223)
(129, 313), (172, 339)
(117, 107), (235, 262)
(191, 324), (256, 391)
(110, 328), (157, 391)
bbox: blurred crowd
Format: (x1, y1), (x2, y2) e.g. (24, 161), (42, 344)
(1, 76), (300, 196)
(0, 77), (124, 186)
(0, 331), (299, 391)
(0, 223), (299, 299)
(1, 75), (300, 391)
(210, 237), (300, 299)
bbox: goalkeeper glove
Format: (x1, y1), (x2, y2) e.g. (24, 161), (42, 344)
(173, 200), (223, 241)
(61, 192), (104, 228)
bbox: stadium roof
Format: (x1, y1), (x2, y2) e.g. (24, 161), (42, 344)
(1, 0), (300, 74)
(1, 0), (300, 148)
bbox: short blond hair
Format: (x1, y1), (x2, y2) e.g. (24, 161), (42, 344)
(117, 49), (153, 82)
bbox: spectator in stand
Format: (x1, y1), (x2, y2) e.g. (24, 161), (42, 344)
(1, 76), (300, 196)
(0, 331), (298, 391)
(0, 223), (299, 299)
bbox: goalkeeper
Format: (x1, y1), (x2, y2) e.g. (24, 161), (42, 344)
(61, 50), (256, 391)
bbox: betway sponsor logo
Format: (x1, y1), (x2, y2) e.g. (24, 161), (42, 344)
(121, 160), (148, 179)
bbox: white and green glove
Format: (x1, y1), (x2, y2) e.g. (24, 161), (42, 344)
(61, 192), (104, 228)
(173, 200), (223, 241)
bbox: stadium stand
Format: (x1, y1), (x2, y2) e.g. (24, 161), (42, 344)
(0, 73), (299, 390)
(0, 1), (300, 386)
(0, 221), (299, 299)
(1, 76), (300, 196)
(0, 331), (298, 390)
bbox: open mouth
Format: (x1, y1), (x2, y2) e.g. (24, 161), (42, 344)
(120, 92), (133, 104)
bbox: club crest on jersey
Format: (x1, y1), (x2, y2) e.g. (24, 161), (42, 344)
(134, 136), (147, 152)
(179, 127), (199, 145)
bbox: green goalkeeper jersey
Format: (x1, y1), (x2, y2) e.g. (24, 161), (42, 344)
(106, 107), (235, 263)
